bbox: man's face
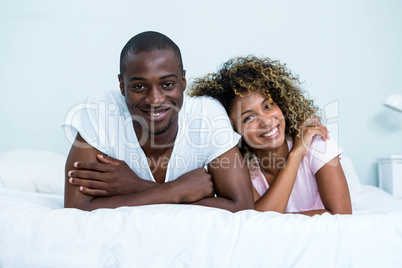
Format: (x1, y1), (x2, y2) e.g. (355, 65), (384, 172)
(119, 50), (186, 136)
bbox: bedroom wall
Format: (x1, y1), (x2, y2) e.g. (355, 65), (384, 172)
(1, 0), (401, 186)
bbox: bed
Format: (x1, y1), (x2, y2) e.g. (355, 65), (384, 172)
(1, 150), (402, 267)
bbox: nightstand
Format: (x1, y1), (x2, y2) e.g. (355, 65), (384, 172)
(378, 156), (402, 198)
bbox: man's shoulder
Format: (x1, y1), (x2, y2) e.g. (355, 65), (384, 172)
(183, 93), (222, 105)
(86, 89), (123, 103)
(182, 94), (227, 116)
(84, 90), (127, 114)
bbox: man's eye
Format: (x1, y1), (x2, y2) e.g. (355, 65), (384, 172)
(163, 82), (174, 88)
(132, 84), (145, 91)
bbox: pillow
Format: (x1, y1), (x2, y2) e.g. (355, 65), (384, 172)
(0, 150), (65, 195)
(340, 154), (362, 196)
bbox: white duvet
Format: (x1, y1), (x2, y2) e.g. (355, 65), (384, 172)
(0, 151), (402, 267)
(1, 186), (402, 268)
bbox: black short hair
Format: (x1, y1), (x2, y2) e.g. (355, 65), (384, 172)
(119, 31), (183, 75)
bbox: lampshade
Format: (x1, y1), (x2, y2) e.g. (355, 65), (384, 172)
(384, 94), (402, 112)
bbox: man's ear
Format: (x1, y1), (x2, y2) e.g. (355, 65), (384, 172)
(118, 74), (125, 96)
(181, 70), (187, 92)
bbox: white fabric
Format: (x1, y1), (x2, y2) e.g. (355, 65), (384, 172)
(340, 154), (363, 195)
(0, 150), (65, 195)
(1, 150), (401, 267)
(63, 90), (241, 182)
(0, 185), (401, 268)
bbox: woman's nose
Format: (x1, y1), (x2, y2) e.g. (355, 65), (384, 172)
(258, 116), (271, 128)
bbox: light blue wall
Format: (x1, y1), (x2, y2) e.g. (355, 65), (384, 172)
(1, 0), (401, 186)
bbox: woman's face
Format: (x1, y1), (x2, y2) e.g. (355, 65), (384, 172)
(229, 92), (286, 150)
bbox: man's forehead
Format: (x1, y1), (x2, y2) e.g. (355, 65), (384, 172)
(125, 50), (181, 71)
(123, 50), (181, 76)
(128, 49), (177, 63)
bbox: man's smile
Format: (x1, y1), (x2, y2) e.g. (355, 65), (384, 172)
(139, 106), (172, 122)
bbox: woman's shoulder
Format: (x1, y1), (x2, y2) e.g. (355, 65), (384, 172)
(307, 135), (343, 174)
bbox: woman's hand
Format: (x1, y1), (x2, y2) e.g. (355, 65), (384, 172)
(68, 155), (151, 197)
(291, 118), (330, 158)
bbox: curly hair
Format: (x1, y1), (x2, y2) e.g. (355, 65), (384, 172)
(188, 56), (319, 159)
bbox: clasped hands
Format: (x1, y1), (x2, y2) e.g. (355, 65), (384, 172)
(68, 155), (215, 203)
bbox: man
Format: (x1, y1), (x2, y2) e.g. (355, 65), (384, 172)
(63, 31), (254, 212)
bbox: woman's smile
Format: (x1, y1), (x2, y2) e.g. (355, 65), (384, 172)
(260, 125), (280, 139)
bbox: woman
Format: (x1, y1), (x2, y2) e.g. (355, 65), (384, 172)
(189, 56), (352, 215)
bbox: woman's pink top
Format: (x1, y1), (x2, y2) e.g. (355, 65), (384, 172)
(249, 136), (342, 213)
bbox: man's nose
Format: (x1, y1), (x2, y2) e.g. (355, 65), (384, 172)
(144, 87), (165, 106)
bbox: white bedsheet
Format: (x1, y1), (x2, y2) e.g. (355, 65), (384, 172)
(1, 185), (401, 268)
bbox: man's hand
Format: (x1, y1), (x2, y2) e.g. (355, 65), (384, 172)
(172, 168), (215, 203)
(68, 155), (214, 202)
(68, 155), (146, 197)
(65, 134), (222, 210)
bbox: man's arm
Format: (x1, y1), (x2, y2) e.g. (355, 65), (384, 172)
(65, 134), (214, 210)
(189, 146), (255, 212)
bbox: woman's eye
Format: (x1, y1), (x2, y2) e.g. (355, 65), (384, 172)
(243, 115), (253, 123)
(264, 102), (274, 110)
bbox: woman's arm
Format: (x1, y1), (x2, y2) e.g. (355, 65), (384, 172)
(287, 210), (332, 216)
(314, 157), (352, 214)
(254, 122), (330, 213)
(254, 151), (303, 212)
(259, 155), (352, 216)
(191, 146), (255, 212)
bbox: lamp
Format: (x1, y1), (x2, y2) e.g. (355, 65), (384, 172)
(384, 94), (402, 112)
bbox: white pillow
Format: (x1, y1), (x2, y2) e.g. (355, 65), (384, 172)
(340, 154), (362, 196)
(0, 150), (65, 195)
